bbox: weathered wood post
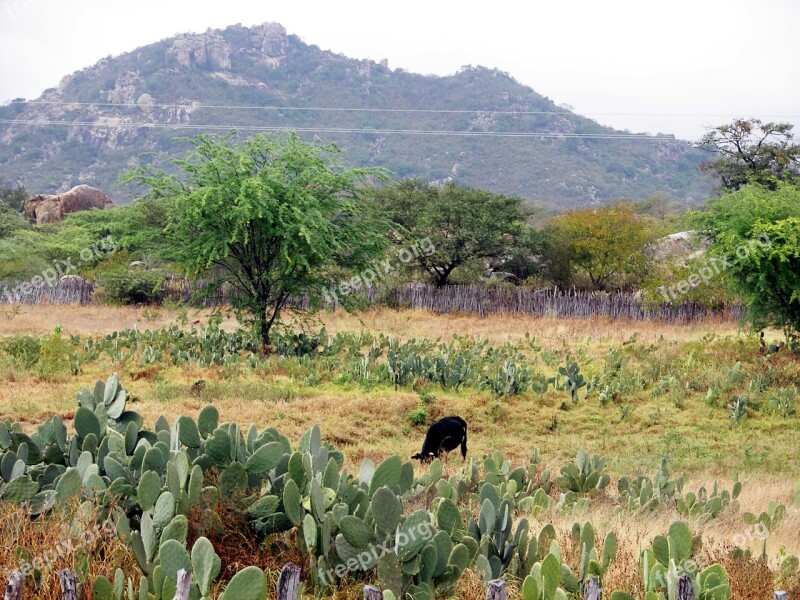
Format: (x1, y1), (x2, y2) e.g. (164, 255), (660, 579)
(277, 563), (301, 600)
(583, 575), (602, 600)
(173, 569), (192, 600)
(485, 579), (507, 600)
(58, 570), (77, 600)
(677, 574), (695, 600)
(773, 592), (788, 600)
(363, 585), (383, 599)
(4, 571), (23, 600)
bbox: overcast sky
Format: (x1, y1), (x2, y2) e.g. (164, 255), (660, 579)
(1, 0), (798, 140)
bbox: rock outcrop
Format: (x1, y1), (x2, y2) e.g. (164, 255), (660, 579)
(24, 185), (113, 225)
(251, 22), (288, 68)
(169, 32), (232, 70)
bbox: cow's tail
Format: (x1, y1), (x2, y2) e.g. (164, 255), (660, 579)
(460, 424), (468, 460)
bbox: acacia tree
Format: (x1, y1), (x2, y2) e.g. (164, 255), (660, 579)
(546, 203), (656, 290)
(123, 133), (388, 349)
(376, 180), (532, 286)
(692, 183), (800, 342)
(695, 119), (800, 192)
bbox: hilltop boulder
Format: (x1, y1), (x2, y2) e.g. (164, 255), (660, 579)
(24, 185), (112, 224)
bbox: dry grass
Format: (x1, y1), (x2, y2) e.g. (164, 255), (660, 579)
(1, 305), (798, 597)
(0, 303), (764, 346)
(0, 500), (136, 599)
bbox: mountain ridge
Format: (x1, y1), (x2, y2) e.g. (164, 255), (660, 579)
(0, 22), (713, 208)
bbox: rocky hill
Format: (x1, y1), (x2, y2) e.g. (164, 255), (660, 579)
(0, 22), (713, 208)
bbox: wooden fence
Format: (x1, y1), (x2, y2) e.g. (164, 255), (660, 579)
(3, 566), (789, 600)
(0, 276), (741, 324)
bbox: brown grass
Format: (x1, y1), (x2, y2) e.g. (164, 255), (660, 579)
(0, 500), (136, 599)
(1, 305), (798, 597)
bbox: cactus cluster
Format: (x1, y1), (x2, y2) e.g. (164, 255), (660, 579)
(618, 457), (686, 513)
(611, 521), (730, 600)
(0, 372), (750, 600)
(558, 450), (610, 494)
(676, 478), (742, 523)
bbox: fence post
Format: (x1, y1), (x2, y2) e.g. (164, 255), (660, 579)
(58, 570), (77, 600)
(773, 592), (787, 600)
(363, 585), (383, 599)
(583, 575), (601, 600)
(173, 569), (191, 600)
(486, 579), (507, 600)
(677, 574), (695, 600)
(4, 571), (23, 600)
(277, 563), (301, 600)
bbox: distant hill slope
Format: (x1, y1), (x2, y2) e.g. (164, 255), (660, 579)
(0, 22), (713, 208)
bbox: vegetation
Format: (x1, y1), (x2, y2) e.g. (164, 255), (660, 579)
(0, 25), (711, 208)
(0, 360), (797, 598)
(376, 179), (534, 286)
(692, 183), (800, 342)
(696, 119), (800, 192)
(122, 133), (389, 349)
(543, 204), (656, 290)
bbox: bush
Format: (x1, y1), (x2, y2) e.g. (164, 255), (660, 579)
(96, 266), (167, 305)
(0, 335), (41, 368)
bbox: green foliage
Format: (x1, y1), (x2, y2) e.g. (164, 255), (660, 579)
(95, 265), (167, 305)
(545, 203), (657, 290)
(695, 119), (799, 192)
(618, 457), (686, 514)
(122, 132), (390, 347)
(0, 335), (41, 368)
(620, 521), (731, 600)
(558, 450), (610, 494)
(0, 177), (26, 214)
(692, 183), (800, 340)
(376, 179), (534, 286)
(0, 34), (712, 212)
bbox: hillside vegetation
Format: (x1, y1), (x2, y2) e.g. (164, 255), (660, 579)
(0, 23), (711, 207)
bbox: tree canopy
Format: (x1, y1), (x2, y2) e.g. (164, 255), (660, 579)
(692, 183), (800, 341)
(375, 180), (532, 286)
(545, 203), (656, 290)
(122, 132), (389, 349)
(0, 177), (26, 214)
(695, 119), (800, 192)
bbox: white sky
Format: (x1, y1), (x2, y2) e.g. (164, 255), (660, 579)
(0, 0), (798, 140)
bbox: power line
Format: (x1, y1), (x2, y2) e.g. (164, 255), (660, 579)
(11, 100), (800, 119)
(0, 119), (687, 140)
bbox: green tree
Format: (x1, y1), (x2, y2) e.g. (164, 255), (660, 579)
(546, 203), (656, 290)
(695, 119), (800, 192)
(122, 132), (388, 349)
(376, 180), (532, 286)
(692, 183), (800, 340)
(0, 177), (26, 214)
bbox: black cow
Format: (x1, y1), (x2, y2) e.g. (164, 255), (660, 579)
(411, 416), (468, 463)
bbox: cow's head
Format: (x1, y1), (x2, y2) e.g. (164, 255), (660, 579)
(411, 451), (436, 463)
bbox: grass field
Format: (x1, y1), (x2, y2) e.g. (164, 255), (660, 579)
(1, 304), (799, 598)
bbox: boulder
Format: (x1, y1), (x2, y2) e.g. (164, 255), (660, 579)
(24, 185), (113, 225)
(169, 32), (231, 70)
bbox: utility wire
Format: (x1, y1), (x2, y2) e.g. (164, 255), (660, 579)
(0, 119), (688, 140)
(9, 100), (800, 119)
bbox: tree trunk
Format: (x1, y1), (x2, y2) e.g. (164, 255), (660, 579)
(258, 306), (272, 353)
